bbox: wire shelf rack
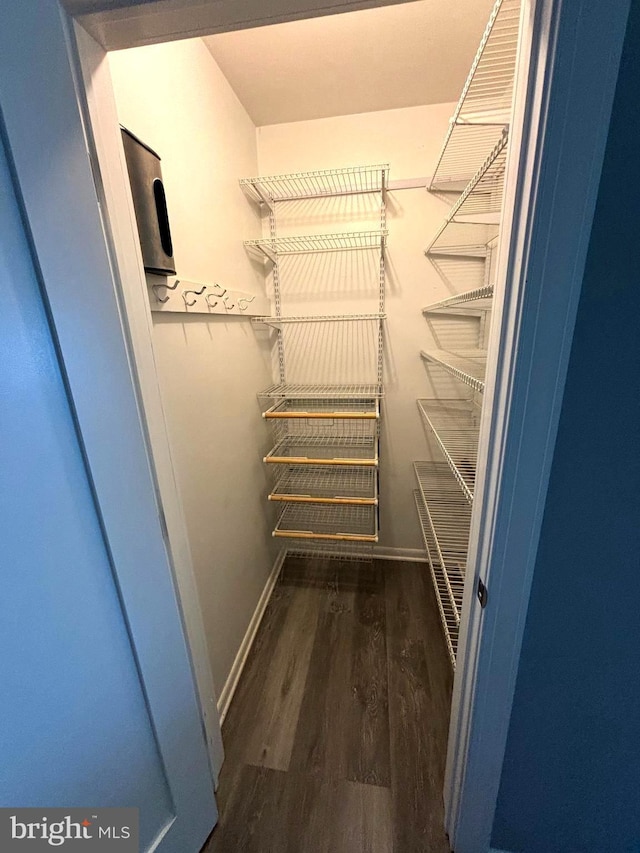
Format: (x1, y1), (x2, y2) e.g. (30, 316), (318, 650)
(264, 435), (379, 466)
(413, 461), (471, 642)
(413, 490), (459, 667)
(420, 349), (486, 393)
(240, 164), (389, 205)
(427, 131), (509, 256)
(274, 502), (378, 542)
(283, 542), (375, 562)
(253, 313), (385, 326)
(417, 400), (480, 503)
(423, 285), (494, 315)
(425, 222), (500, 259)
(244, 230), (387, 261)
(269, 415), (378, 441)
(430, 0), (521, 192)
(259, 383), (384, 400)
(270, 465), (378, 505)
(263, 397), (379, 419)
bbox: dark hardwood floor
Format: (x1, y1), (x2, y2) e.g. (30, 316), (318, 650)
(203, 555), (453, 853)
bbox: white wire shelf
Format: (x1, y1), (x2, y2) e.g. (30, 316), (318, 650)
(427, 131), (509, 256)
(425, 222), (500, 259)
(244, 230), (387, 261)
(269, 415), (377, 442)
(263, 397), (379, 419)
(240, 164), (389, 205)
(259, 383), (384, 400)
(414, 461), (471, 643)
(417, 400), (480, 503)
(413, 490), (459, 667)
(264, 435), (379, 466)
(253, 313), (385, 326)
(423, 285), (494, 315)
(270, 465), (378, 505)
(420, 349), (487, 393)
(273, 502), (378, 543)
(430, 0), (521, 192)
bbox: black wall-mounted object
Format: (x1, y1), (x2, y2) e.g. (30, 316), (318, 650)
(121, 126), (176, 276)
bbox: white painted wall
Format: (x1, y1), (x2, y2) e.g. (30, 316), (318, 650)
(109, 39), (276, 698)
(258, 105), (478, 549)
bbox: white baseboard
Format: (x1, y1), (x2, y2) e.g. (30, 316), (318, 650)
(216, 548), (286, 724)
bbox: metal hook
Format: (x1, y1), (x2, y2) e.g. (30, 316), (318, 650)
(205, 293), (219, 309)
(152, 279), (179, 304)
(222, 295), (235, 311)
(237, 295), (256, 312)
(211, 283), (227, 297)
(183, 285), (206, 307)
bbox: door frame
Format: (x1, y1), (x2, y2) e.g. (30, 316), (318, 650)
(2, 0), (630, 848)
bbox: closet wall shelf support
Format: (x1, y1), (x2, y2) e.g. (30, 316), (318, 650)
(420, 349), (486, 393)
(417, 399), (480, 503)
(240, 163), (389, 204)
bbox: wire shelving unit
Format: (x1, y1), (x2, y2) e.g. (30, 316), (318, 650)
(417, 400), (480, 503)
(420, 349), (486, 393)
(242, 162), (388, 553)
(273, 502), (378, 543)
(270, 465), (378, 505)
(240, 163), (389, 205)
(429, 0), (521, 192)
(413, 0), (520, 668)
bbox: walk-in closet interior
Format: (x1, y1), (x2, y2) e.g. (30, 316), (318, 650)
(104, 0), (522, 845)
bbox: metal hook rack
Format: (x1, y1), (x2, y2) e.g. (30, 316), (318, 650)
(148, 278), (269, 317)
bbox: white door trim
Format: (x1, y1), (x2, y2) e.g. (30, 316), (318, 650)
(445, 0), (630, 850)
(68, 19), (225, 782)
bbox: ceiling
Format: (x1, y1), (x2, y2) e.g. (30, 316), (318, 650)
(204, 0), (494, 127)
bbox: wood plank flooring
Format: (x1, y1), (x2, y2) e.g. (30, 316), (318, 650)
(204, 556), (453, 853)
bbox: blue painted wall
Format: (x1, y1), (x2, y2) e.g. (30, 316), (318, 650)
(492, 4), (640, 851)
(0, 132), (173, 847)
